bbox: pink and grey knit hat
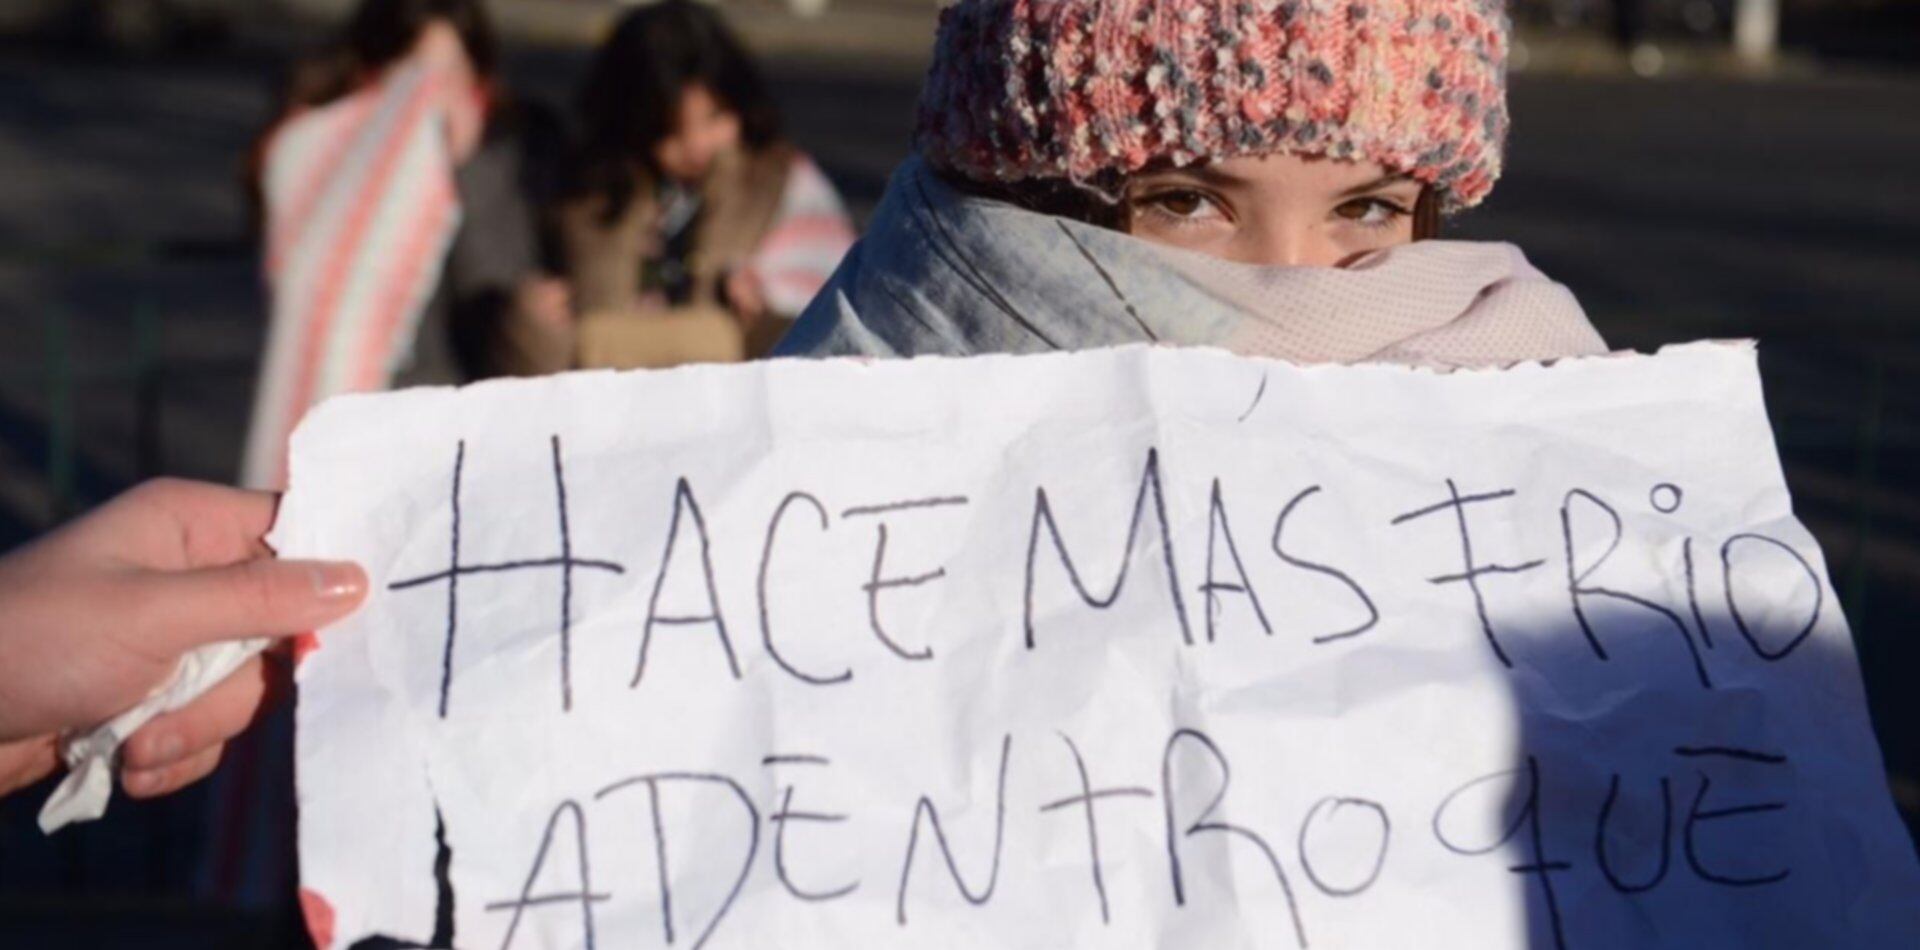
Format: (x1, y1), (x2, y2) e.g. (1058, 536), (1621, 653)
(914, 0), (1511, 212)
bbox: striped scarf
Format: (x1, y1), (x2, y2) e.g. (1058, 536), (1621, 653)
(242, 64), (463, 489)
(749, 154), (857, 317)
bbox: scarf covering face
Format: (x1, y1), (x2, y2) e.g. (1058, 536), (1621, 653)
(775, 158), (1607, 368)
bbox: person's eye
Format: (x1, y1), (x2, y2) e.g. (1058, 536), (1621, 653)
(1134, 188), (1227, 227)
(1334, 196), (1412, 228)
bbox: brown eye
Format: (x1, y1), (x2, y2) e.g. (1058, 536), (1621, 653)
(1335, 197), (1410, 227)
(1129, 185), (1227, 228)
(1153, 190), (1206, 216)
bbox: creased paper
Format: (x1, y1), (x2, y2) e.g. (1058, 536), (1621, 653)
(273, 342), (1920, 949)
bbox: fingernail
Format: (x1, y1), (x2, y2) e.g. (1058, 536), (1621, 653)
(151, 732), (182, 763)
(310, 562), (368, 602)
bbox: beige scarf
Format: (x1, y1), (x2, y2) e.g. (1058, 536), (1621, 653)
(1156, 239), (1609, 368)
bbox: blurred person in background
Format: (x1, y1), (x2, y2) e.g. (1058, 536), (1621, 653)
(240, 0), (568, 490)
(547, 0), (855, 370)
(218, 0), (571, 912)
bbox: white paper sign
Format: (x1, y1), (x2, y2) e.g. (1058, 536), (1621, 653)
(273, 343), (1920, 949)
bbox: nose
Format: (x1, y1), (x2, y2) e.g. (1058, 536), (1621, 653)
(1240, 220), (1346, 268)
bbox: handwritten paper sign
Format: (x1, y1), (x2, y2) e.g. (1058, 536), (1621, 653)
(273, 343), (1920, 949)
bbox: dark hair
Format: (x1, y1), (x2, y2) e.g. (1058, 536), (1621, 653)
(284, 0), (497, 111)
(949, 170), (1443, 241)
(246, 0), (499, 230)
(1411, 188), (1440, 240)
(571, 0), (782, 224)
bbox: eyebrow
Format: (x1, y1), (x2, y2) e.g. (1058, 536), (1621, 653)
(1137, 165), (1417, 198)
(1136, 164), (1250, 189)
(1337, 173), (1417, 198)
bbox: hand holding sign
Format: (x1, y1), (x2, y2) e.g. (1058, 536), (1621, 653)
(0, 480), (365, 819)
(274, 343), (1920, 948)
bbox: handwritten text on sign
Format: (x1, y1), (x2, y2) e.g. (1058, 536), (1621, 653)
(273, 344), (1920, 949)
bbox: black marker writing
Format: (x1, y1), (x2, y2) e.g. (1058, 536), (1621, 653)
(765, 756), (859, 903)
(1161, 728), (1308, 948)
(1676, 744), (1793, 889)
(389, 438), (625, 717)
(1721, 534), (1822, 661)
(1672, 746), (1789, 765)
(762, 753), (831, 767)
(842, 496), (971, 518)
(1683, 772), (1792, 887)
(1273, 486), (1379, 644)
(1200, 479), (1272, 642)
(1594, 774), (1672, 894)
(1038, 732), (1152, 924)
(484, 798), (608, 950)
(1237, 372), (1268, 423)
(1431, 757), (1568, 950)
(758, 492), (851, 685)
(1296, 796), (1391, 897)
(1390, 480), (1543, 668)
(634, 478), (741, 689)
(1025, 449), (1193, 649)
(896, 734), (1013, 925)
(595, 772), (760, 949)
(1649, 483), (1683, 514)
(1683, 538), (1715, 650)
(847, 496), (970, 662)
(1560, 488), (1712, 688)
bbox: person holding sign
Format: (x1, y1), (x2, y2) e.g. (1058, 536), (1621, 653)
(779, 0), (1609, 367)
(27, 1), (1915, 946)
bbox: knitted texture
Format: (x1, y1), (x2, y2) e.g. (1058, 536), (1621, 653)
(915, 0), (1511, 212)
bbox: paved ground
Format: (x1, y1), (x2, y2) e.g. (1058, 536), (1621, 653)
(0, 10), (1915, 945)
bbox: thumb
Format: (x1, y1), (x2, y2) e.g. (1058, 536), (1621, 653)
(139, 558), (368, 654)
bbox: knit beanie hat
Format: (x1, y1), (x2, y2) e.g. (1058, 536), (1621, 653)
(914, 0), (1511, 213)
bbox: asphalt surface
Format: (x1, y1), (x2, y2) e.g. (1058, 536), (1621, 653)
(0, 26), (1915, 947)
